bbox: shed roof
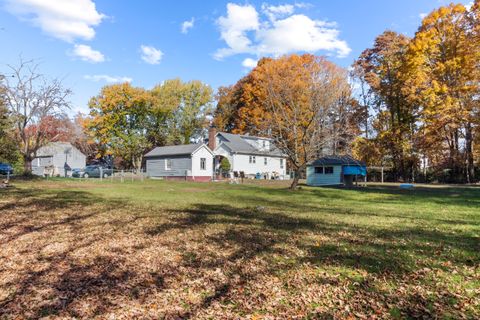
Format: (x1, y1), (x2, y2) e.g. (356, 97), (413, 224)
(308, 155), (366, 167)
(144, 143), (206, 158)
(217, 132), (284, 157)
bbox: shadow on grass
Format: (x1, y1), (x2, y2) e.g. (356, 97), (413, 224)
(158, 203), (478, 272)
(149, 202), (479, 318)
(232, 182), (480, 209)
(1, 185), (478, 318)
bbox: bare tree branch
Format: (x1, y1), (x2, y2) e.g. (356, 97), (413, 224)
(3, 58), (72, 172)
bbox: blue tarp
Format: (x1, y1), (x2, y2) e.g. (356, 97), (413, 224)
(343, 165), (367, 176)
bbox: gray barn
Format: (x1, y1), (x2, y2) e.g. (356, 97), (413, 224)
(32, 142), (86, 177)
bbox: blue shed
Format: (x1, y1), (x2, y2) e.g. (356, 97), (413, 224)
(306, 155), (366, 187)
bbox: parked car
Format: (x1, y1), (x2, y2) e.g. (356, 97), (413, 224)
(71, 168), (85, 178)
(73, 165), (113, 178)
(0, 163), (14, 175)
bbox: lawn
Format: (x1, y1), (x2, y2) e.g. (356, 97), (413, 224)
(0, 179), (479, 319)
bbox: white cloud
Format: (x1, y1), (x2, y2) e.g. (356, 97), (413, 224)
(242, 58), (258, 68)
(84, 74), (132, 83)
(257, 15), (351, 58)
(261, 4), (295, 21)
(140, 45), (163, 64)
(215, 3), (350, 60)
(71, 44), (105, 63)
(465, 2), (473, 11)
(215, 3), (260, 59)
(4, 0), (105, 42)
(419, 13), (428, 19)
(181, 18), (195, 34)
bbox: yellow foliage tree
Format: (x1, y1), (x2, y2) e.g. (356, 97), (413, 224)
(405, 3), (479, 182)
(88, 83), (153, 170)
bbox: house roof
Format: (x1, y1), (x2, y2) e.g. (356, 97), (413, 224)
(217, 132), (284, 157)
(308, 155), (366, 167)
(144, 143), (207, 158)
(36, 142), (82, 157)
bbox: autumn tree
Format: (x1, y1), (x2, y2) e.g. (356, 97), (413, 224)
(350, 63), (375, 139)
(0, 83), (9, 137)
(354, 31), (417, 181)
(149, 79), (183, 146)
(214, 55), (356, 189)
(0, 91), (19, 165)
(213, 71), (268, 135)
(2, 59), (71, 173)
(212, 85), (239, 132)
(69, 113), (98, 161)
(88, 83), (152, 170)
(151, 79), (213, 145)
(178, 80), (213, 143)
(405, 3), (479, 182)
(472, 1), (480, 167)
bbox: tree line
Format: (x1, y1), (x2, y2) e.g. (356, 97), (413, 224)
(351, 2), (480, 183)
(0, 61), (213, 172)
(87, 80), (212, 170)
(1, 1), (478, 185)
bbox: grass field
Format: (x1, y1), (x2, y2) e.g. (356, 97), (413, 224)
(0, 179), (479, 319)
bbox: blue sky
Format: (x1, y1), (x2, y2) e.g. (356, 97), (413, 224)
(0, 0), (472, 114)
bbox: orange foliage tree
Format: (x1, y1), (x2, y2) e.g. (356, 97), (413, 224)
(214, 54), (358, 189)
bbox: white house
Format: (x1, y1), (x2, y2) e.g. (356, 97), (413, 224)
(144, 143), (214, 181)
(144, 128), (287, 182)
(208, 128), (287, 179)
(32, 142), (86, 177)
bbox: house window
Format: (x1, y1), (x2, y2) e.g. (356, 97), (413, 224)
(264, 157), (267, 165)
(262, 140), (266, 148)
(325, 166), (334, 174)
(280, 159), (284, 169)
(165, 159), (172, 170)
(314, 167), (323, 174)
(249, 156), (256, 164)
(200, 158), (206, 170)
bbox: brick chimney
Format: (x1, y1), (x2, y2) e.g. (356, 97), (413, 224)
(208, 126), (217, 151)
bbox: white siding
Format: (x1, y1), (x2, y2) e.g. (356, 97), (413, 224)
(32, 143), (86, 177)
(231, 154), (285, 176)
(214, 144), (234, 163)
(191, 146), (214, 177)
(51, 148), (86, 170)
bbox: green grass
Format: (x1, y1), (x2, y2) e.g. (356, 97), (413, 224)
(0, 179), (479, 319)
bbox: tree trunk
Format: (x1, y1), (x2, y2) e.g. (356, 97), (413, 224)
(465, 123), (475, 183)
(289, 166), (304, 190)
(290, 174), (300, 190)
(23, 156), (33, 174)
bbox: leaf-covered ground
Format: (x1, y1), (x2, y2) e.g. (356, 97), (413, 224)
(0, 179), (479, 319)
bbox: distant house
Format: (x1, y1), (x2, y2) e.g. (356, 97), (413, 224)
(144, 143), (214, 181)
(306, 155), (366, 187)
(208, 127), (287, 179)
(32, 142), (86, 177)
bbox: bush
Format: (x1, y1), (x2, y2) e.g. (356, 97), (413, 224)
(219, 157), (231, 173)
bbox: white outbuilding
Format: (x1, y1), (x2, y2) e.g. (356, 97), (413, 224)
(32, 142), (86, 177)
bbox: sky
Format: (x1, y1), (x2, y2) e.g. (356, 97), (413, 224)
(0, 0), (473, 115)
